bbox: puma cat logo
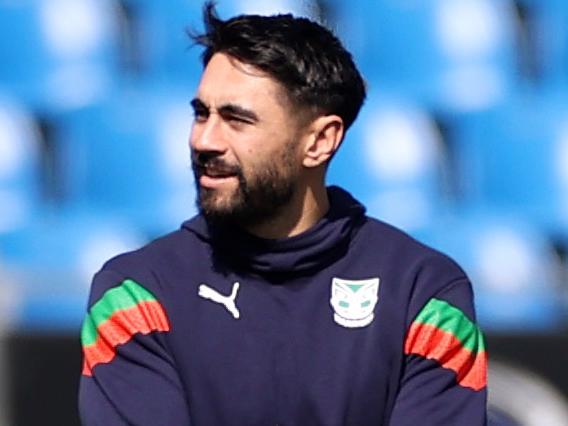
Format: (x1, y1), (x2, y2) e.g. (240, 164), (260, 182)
(198, 282), (241, 319)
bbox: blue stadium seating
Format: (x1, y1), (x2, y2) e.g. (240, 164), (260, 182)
(418, 209), (566, 331)
(0, 209), (146, 330)
(328, 91), (448, 234)
(118, 0), (318, 86)
(0, 95), (42, 234)
(214, 0), (317, 17)
(57, 83), (198, 237)
(327, 0), (519, 113)
(118, 0), (203, 85)
(0, 0), (121, 113)
(453, 90), (568, 237)
(515, 0), (568, 88)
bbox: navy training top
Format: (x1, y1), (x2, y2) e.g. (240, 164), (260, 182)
(79, 186), (487, 425)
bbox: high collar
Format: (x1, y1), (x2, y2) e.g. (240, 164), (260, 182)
(182, 186), (366, 280)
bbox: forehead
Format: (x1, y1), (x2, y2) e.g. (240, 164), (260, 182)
(196, 53), (290, 111)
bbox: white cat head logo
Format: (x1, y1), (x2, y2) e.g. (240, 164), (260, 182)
(330, 277), (380, 328)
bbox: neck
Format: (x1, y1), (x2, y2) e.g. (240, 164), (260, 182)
(243, 183), (329, 239)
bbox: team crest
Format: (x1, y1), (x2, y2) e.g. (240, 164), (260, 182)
(330, 277), (380, 328)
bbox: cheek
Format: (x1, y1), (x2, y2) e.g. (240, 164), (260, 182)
(233, 129), (301, 173)
(232, 138), (265, 167)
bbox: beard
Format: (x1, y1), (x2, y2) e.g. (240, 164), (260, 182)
(192, 147), (299, 229)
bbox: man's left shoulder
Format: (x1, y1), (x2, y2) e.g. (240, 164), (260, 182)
(355, 216), (470, 311)
(361, 217), (463, 272)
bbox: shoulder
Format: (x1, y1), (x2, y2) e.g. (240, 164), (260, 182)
(357, 217), (474, 318)
(110, 228), (186, 269)
(81, 229), (192, 365)
(80, 231), (189, 377)
(360, 217), (466, 278)
(88, 226), (201, 304)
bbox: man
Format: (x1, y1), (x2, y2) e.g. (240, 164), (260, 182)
(79, 2), (487, 425)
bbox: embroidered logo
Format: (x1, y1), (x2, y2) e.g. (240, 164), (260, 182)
(330, 277), (380, 328)
(198, 282), (241, 319)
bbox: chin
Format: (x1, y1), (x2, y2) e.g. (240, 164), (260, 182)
(198, 189), (243, 218)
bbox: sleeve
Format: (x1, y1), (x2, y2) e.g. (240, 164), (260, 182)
(78, 268), (192, 425)
(389, 279), (487, 426)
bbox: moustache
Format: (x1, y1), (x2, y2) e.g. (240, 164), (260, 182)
(192, 155), (242, 178)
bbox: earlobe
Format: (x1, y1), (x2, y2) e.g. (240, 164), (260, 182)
(303, 115), (344, 168)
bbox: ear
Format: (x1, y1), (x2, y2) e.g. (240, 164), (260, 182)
(302, 115), (344, 168)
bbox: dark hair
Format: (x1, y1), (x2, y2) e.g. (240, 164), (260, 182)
(188, 1), (366, 132)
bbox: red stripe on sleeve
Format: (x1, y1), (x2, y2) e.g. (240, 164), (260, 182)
(405, 322), (487, 391)
(82, 300), (170, 376)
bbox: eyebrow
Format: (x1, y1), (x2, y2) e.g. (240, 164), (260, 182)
(190, 97), (259, 123)
(190, 98), (207, 111)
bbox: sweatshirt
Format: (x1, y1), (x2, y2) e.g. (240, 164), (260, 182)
(79, 186), (487, 425)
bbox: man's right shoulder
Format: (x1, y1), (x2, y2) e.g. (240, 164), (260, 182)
(91, 223), (206, 299)
(104, 226), (195, 272)
(80, 230), (190, 378)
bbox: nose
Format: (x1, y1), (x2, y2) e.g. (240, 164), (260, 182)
(190, 115), (227, 155)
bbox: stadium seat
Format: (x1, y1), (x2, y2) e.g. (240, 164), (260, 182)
(326, 0), (519, 112)
(418, 210), (566, 331)
(328, 91), (448, 234)
(117, 0), (203, 85)
(0, 95), (42, 234)
(118, 0), (318, 86)
(0, 0), (121, 112)
(452, 91), (568, 236)
(57, 83), (198, 237)
(0, 209), (146, 331)
(215, 0), (318, 17)
(515, 0), (568, 88)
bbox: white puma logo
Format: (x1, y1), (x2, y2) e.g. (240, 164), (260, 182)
(198, 282), (241, 319)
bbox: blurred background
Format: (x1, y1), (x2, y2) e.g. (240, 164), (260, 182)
(1, 0), (568, 424)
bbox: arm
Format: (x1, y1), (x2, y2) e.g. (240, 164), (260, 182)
(78, 269), (191, 425)
(389, 280), (487, 425)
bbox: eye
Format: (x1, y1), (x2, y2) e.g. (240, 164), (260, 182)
(227, 115), (254, 127)
(361, 300), (371, 308)
(339, 301), (350, 308)
(192, 108), (209, 123)
(190, 101), (209, 123)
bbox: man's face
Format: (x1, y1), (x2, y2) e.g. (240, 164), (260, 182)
(190, 53), (308, 227)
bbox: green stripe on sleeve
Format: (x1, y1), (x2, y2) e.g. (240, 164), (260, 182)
(413, 298), (485, 353)
(81, 279), (158, 346)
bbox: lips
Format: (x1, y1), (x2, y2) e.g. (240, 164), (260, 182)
(202, 166), (237, 178)
(194, 162), (240, 189)
(199, 174), (237, 189)
(196, 163), (237, 178)
(192, 154), (242, 189)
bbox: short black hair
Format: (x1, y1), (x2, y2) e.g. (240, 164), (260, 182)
(188, 1), (366, 132)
